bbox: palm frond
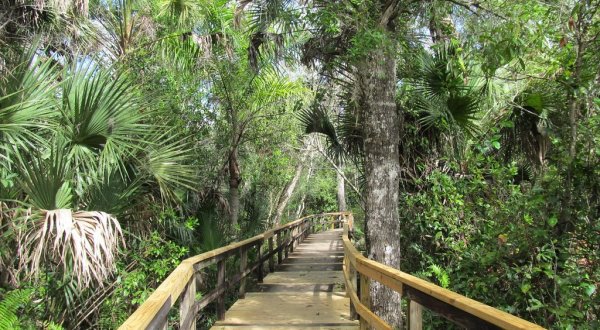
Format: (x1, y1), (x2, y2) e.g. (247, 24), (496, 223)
(18, 209), (124, 288)
(60, 62), (148, 174)
(141, 131), (197, 202)
(15, 142), (73, 210)
(411, 43), (480, 137)
(0, 45), (58, 152)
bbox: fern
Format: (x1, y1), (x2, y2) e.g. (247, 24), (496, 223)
(428, 264), (450, 288)
(0, 289), (32, 330)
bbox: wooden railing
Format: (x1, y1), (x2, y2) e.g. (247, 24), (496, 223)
(119, 212), (345, 330)
(339, 212), (545, 330)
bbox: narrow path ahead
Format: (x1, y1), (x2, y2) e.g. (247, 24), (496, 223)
(211, 229), (358, 329)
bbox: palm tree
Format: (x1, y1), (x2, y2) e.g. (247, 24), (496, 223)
(1, 45), (197, 294)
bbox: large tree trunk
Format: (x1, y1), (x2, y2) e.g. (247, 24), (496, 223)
(358, 39), (402, 328)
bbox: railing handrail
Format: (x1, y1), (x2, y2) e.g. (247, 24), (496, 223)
(119, 212), (349, 330)
(341, 214), (545, 330)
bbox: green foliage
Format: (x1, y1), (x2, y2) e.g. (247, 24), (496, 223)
(0, 289), (32, 329)
(99, 232), (188, 328)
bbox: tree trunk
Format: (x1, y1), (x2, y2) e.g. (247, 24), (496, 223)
(229, 145), (241, 230)
(273, 161), (304, 226)
(358, 39), (402, 328)
(336, 162), (346, 212)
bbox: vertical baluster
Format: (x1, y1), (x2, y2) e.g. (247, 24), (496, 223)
(239, 247), (248, 299)
(359, 273), (370, 330)
(179, 275), (196, 330)
(268, 236), (275, 273)
(277, 231), (283, 264)
(409, 300), (423, 330)
(284, 229), (289, 259)
(290, 227), (296, 253)
(217, 259), (226, 320)
(256, 240), (264, 282)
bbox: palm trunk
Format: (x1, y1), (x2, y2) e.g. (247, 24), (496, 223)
(358, 39), (402, 328)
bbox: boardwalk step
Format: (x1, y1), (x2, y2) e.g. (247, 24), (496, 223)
(212, 324), (358, 329)
(263, 270), (344, 285)
(211, 292), (357, 328)
(283, 256), (344, 263)
(255, 283), (341, 292)
(277, 263), (342, 271)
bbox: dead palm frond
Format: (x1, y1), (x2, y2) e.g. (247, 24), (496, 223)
(18, 209), (124, 288)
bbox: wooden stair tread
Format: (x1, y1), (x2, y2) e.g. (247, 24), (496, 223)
(210, 292), (357, 328)
(262, 270), (344, 285)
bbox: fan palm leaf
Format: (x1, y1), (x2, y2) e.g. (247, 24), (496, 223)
(0, 47), (58, 154)
(18, 209), (124, 288)
(60, 62), (149, 175)
(141, 131), (197, 202)
(15, 141), (73, 210)
(412, 44), (481, 137)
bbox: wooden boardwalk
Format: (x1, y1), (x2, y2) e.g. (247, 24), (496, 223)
(211, 229), (359, 329)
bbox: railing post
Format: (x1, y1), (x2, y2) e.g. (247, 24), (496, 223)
(284, 229), (289, 259)
(179, 274), (196, 330)
(256, 240), (264, 282)
(290, 227), (296, 253)
(409, 300), (423, 330)
(268, 235), (275, 273)
(217, 259), (226, 320)
(239, 247), (248, 299)
(277, 232), (283, 264)
(358, 273), (370, 330)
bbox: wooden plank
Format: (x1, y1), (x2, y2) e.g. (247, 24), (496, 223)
(268, 237), (275, 273)
(211, 323), (358, 329)
(180, 277), (197, 330)
(185, 236), (262, 267)
(255, 283), (338, 293)
(210, 292), (357, 327)
(356, 258), (403, 296)
(404, 285), (501, 329)
(277, 263), (342, 271)
(239, 248), (248, 299)
(217, 259), (226, 320)
(276, 232), (283, 264)
(408, 300), (422, 330)
(148, 296), (171, 330)
(263, 270), (344, 285)
(256, 239), (264, 282)
(358, 273), (370, 330)
(343, 257), (357, 320)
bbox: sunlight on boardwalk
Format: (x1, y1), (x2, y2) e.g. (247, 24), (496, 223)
(211, 229), (358, 329)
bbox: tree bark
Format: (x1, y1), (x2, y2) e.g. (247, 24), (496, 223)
(358, 38), (402, 328)
(273, 161), (304, 226)
(296, 159), (313, 219)
(228, 145), (241, 230)
(336, 162), (347, 212)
